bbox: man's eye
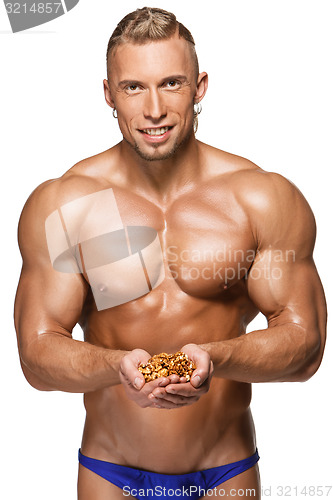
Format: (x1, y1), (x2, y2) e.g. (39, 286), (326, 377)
(125, 84), (141, 93)
(166, 80), (179, 88)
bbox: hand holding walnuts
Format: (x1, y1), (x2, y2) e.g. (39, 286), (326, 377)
(138, 351), (196, 383)
(119, 345), (213, 410)
(147, 344), (214, 410)
(118, 348), (174, 408)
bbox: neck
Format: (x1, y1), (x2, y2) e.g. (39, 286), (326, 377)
(118, 135), (203, 203)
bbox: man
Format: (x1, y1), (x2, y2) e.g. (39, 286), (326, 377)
(14, 7), (327, 500)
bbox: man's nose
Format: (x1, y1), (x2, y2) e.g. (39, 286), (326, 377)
(143, 89), (167, 121)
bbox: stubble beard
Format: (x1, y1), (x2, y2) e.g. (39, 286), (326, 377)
(125, 124), (194, 162)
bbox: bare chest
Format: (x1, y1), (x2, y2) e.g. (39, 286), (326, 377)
(46, 187), (256, 310)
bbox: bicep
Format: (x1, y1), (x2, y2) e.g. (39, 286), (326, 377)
(14, 187), (89, 358)
(238, 170), (327, 376)
(247, 174), (326, 331)
(15, 262), (88, 357)
(250, 254), (327, 378)
(247, 252), (326, 334)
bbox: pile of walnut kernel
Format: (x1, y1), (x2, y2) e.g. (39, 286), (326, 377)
(138, 351), (196, 382)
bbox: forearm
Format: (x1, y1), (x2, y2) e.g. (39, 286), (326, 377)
(21, 333), (129, 393)
(200, 323), (320, 383)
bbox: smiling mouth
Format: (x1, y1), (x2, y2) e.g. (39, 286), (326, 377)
(140, 126), (173, 136)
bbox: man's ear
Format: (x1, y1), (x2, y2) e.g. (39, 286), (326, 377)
(194, 72), (208, 104)
(103, 79), (115, 109)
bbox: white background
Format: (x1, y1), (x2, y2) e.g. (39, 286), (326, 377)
(1, 1), (332, 498)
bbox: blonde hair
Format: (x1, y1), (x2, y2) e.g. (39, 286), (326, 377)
(106, 7), (199, 78)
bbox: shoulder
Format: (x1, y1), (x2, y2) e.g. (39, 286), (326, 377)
(17, 149), (116, 251)
(19, 149), (115, 221)
(201, 143), (316, 251)
(232, 168), (315, 225)
(203, 143), (314, 222)
(201, 142), (307, 205)
(232, 167), (316, 253)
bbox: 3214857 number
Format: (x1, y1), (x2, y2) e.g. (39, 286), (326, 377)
(5, 3), (62, 14)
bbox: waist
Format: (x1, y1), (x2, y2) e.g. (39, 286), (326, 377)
(81, 379), (255, 473)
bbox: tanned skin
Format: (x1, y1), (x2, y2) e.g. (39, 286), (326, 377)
(14, 35), (327, 500)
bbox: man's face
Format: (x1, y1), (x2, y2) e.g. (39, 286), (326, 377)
(107, 36), (202, 161)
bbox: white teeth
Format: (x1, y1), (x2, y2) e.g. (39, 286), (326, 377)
(143, 127), (169, 136)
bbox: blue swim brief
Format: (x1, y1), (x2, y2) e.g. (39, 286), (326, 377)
(78, 448), (259, 499)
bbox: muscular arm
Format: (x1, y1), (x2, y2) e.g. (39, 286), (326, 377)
(200, 173), (327, 383)
(14, 180), (129, 393)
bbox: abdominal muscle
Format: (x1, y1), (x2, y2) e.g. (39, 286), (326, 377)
(81, 378), (255, 474)
(79, 288), (258, 474)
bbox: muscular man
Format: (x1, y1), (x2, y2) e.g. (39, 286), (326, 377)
(14, 7), (327, 500)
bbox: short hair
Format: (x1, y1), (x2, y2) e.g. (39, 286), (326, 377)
(106, 7), (199, 78)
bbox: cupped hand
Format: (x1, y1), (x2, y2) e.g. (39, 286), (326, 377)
(148, 343), (214, 409)
(119, 348), (180, 408)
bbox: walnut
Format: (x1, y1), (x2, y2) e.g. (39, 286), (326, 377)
(138, 351), (196, 383)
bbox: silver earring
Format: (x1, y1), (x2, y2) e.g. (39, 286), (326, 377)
(194, 103), (202, 116)
(112, 108), (118, 118)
